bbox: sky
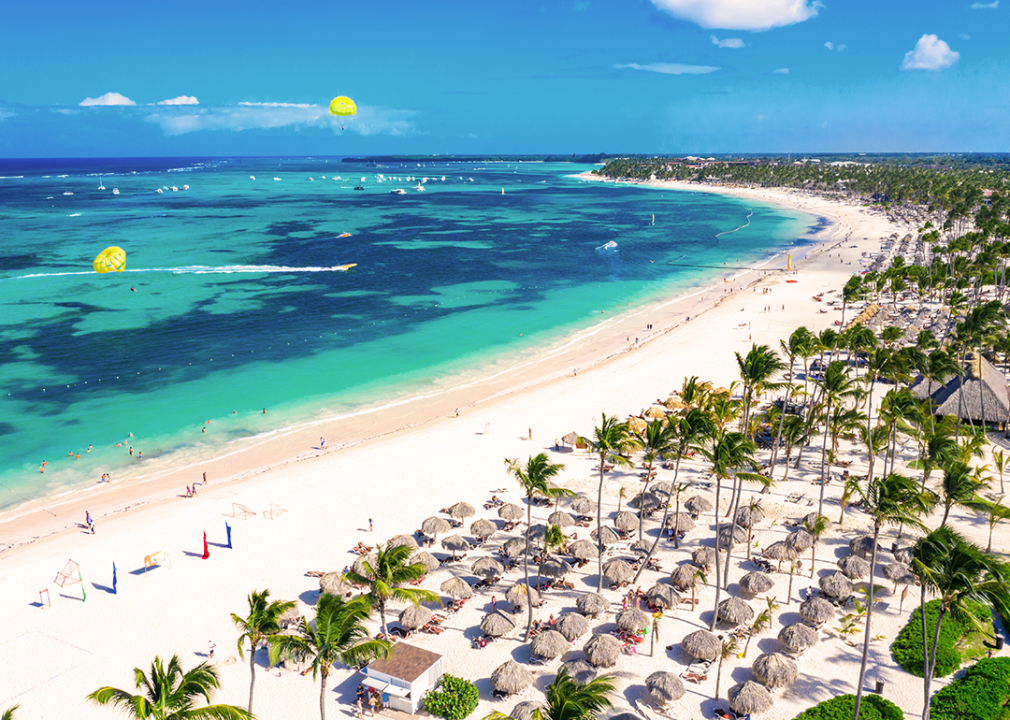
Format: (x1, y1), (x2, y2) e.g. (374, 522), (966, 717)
(1, 0), (1009, 157)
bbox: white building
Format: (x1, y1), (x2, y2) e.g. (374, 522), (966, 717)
(361, 642), (444, 714)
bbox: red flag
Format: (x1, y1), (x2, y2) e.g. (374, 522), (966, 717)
(202, 531), (210, 560)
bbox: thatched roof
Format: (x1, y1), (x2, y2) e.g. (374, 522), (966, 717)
(849, 535), (882, 559)
(893, 546), (914, 565)
(422, 516), (451, 537)
(387, 534), (419, 550)
(629, 491), (663, 511)
(719, 524), (749, 547)
(803, 513), (833, 533)
(471, 556), (504, 579)
(352, 553), (377, 576)
(739, 571), (775, 595)
(562, 431), (581, 446)
(646, 670), (686, 705)
(670, 563), (703, 591)
(510, 701), (543, 720)
(785, 529), (814, 552)
(613, 511), (638, 531)
(506, 583), (540, 608)
(646, 583), (680, 609)
(752, 653), (798, 691)
(630, 539), (653, 556)
(651, 481), (673, 498)
(602, 559), (634, 584)
(527, 524), (548, 548)
(471, 519), (497, 539)
(499, 503), (525, 521)
(778, 622), (818, 651)
(685, 495), (713, 517)
(664, 512), (696, 532)
(644, 406), (667, 419)
(547, 511), (574, 528)
(440, 576), (473, 599)
(819, 572), (853, 599)
(448, 502), (476, 520)
(410, 551), (440, 573)
(837, 554), (871, 579)
(575, 593), (609, 618)
(481, 611), (516, 637)
(560, 659), (596, 685)
(717, 597), (755, 626)
(627, 416), (648, 433)
(540, 558), (572, 578)
(556, 611), (591, 640)
(490, 660), (532, 694)
(735, 504), (765, 529)
(569, 538), (596, 560)
(319, 571), (352, 596)
(883, 562), (916, 585)
(584, 633), (622, 668)
(530, 629), (569, 659)
(399, 604), (431, 630)
(729, 680), (774, 715)
(441, 534), (470, 555)
(502, 538), (527, 559)
(682, 629), (721, 661)
(571, 496), (596, 515)
(909, 352), (1010, 424)
(692, 547), (716, 570)
(616, 607), (651, 632)
(764, 541), (798, 563)
(799, 596), (835, 625)
(591, 526), (621, 545)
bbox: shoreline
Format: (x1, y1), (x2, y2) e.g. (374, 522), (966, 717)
(0, 181), (834, 556)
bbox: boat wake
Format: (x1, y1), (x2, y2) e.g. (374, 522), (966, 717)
(9, 264), (357, 280)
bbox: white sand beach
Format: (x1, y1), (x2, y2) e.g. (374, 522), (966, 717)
(2, 181), (992, 720)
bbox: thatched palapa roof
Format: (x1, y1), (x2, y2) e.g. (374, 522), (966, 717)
(530, 629), (568, 659)
(645, 670), (685, 705)
(799, 596), (835, 626)
(471, 519), (497, 540)
(681, 629), (720, 661)
(555, 612), (590, 640)
(575, 593), (608, 618)
(560, 659), (596, 685)
(739, 571), (774, 595)
(752, 653), (798, 690)
(837, 554), (871, 579)
(490, 660), (532, 694)
(616, 607), (651, 632)
(909, 352), (1010, 424)
(646, 583), (680, 609)
(584, 633), (622, 668)
(729, 680), (774, 715)
(778, 622), (818, 651)
(717, 597), (755, 626)
(819, 572), (854, 599)
(498, 503), (524, 521)
(481, 611), (516, 637)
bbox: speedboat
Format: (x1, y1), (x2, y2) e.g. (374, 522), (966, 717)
(353, 185), (365, 191)
(391, 188), (406, 195)
(112, 188), (119, 195)
(333, 263), (357, 271)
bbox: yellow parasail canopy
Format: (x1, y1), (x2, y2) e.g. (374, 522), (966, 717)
(329, 96), (356, 117)
(93, 246), (126, 273)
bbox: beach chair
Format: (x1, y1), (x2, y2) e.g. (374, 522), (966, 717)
(262, 503), (287, 520)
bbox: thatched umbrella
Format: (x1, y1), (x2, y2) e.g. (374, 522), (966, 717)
(547, 511), (574, 528)
(502, 538), (527, 559)
(471, 518), (497, 540)
(671, 564), (703, 591)
(736, 505), (765, 529)
(752, 653), (798, 691)
(555, 612), (590, 640)
(562, 431), (581, 447)
(685, 495), (713, 517)
(717, 597), (755, 626)
(510, 702), (542, 720)
(422, 516), (451, 539)
(785, 529), (814, 552)
(319, 571), (352, 597)
(499, 503), (524, 521)
(764, 541), (798, 567)
(278, 605), (302, 630)
(646, 583), (680, 609)
(627, 416), (648, 433)
(448, 502), (476, 520)
(571, 496), (596, 515)
(729, 680), (774, 715)
(540, 558), (572, 579)
(739, 571), (774, 595)
(613, 511), (638, 532)
(530, 629), (568, 659)
(893, 546), (914, 565)
(441, 534), (470, 559)
(471, 556), (504, 580)
(591, 526), (621, 546)
(664, 512), (696, 533)
(527, 524), (548, 547)
(560, 659), (596, 685)
(681, 629), (721, 661)
(799, 596), (835, 626)
(440, 576), (473, 599)
(849, 535), (881, 559)
(778, 622), (818, 652)
(352, 553), (377, 575)
(575, 593), (609, 618)
(837, 554), (871, 579)
(803, 513), (832, 533)
(692, 547), (716, 570)
(410, 551), (440, 573)
(819, 571), (853, 599)
(646, 671), (685, 706)
(663, 396), (686, 410)
(399, 604), (431, 630)
(883, 562), (916, 589)
(584, 633), (621, 668)
(651, 481), (673, 498)
(490, 660), (532, 695)
(630, 539), (653, 556)
(644, 406), (667, 419)
(602, 559), (634, 585)
(387, 534), (418, 550)
(569, 538), (596, 561)
(629, 491), (662, 512)
(616, 607), (651, 632)
(719, 524), (749, 547)
(481, 611), (516, 637)
(506, 583), (540, 609)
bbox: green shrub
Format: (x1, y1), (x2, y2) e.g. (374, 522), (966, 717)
(791, 693), (903, 720)
(891, 599), (992, 678)
(423, 674), (479, 720)
(930, 656), (1010, 720)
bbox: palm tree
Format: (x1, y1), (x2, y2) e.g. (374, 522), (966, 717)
(582, 414), (640, 592)
(483, 666), (615, 720)
(504, 453), (574, 639)
(851, 473), (935, 720)
(742, 607), (771, 659)
(2, 706), (18, 720)
(87, 656), (252, 720)
(993, 449), (1007, 495)
(965, 496), (1010, 552)
(268, 594), (390, 720)
(805, 514), (830, 579)
(735, 343), (787, 435)
(786, 559), (803, 605)
(777, 414), (809, 482)
(538, 523), (568, 591)
(231, 589), (295, 714)
(637, 418), (678, 537)
(342, 543), (440, 640)
(714, 635), (738, 700)
(838, 473), (862, 528)
(815, 360), (862, 519)
(938, 460), (986, 527)
(911, 526), (1010, 720)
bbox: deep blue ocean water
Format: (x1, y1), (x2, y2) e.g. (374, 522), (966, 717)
(0, 157), (817, 510)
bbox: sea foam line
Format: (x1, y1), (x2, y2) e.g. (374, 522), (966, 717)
(8, 265), (356, 280)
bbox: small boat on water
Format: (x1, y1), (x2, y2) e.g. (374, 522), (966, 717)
(112, 189), (119, 195)
(391, 188), (406, 195)
(63, 192), (74, 195)
(338, 232), (351, 238)
(415, 183), (425, 192)
(333, 263), (357, 271)
(353, 185), (364, 191)
(156, 188), (164, 194)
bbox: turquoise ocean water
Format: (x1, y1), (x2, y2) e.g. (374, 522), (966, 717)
(0, 158), (818, 511)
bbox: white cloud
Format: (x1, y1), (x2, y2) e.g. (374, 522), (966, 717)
(960, 33), (971, 39)
(238, 101), (314, 108)
(901, 34), (959, 71)
(80, 92), (135, 107)
(824, 41), (846, 51)
(971, 1), (998, 9)
(615, 62), (720, 75)
(157, 96), (199, 106)
(773, 67), (790, 74)
(711, 35), (744, 48)
(649, 0), (821, 31)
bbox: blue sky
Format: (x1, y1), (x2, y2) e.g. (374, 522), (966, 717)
(2, 0), (1008, 157)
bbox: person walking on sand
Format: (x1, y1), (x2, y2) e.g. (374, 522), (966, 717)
(528, 427), (532, 440)
(208, 640), (216, 659)
(368, 518), (373, 532)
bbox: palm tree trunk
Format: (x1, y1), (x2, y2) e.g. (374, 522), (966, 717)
(852, 522), (881, 720)
(922, 608), (948, 720)
(524, 499), (534, 641)
(319, 667), (329, 720)
(711, 475), (724, 631)
(818, 399), (832, 520)
(941, 502), (952, 528)
(715, 655), (724, 699)
(723, 473), (744, 589)
(380, 600), (389, 639)
(632, 456), (682, 585)
(596, 458), (605, 593)
(249, 643), (258, 713)
(639, 469), (653, 539)
(770, 384), (790, 473)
